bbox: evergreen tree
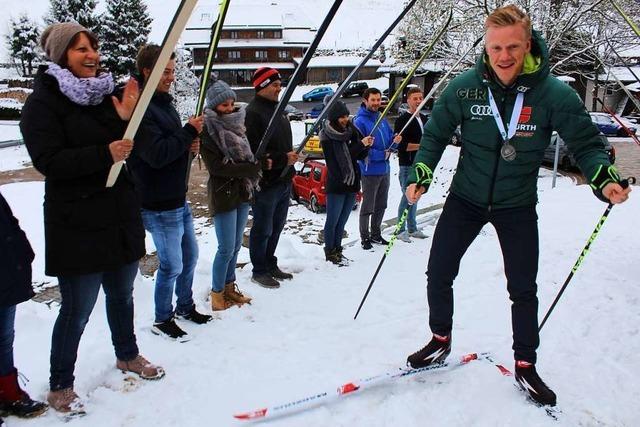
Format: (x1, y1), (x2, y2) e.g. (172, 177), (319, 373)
(44, 0), (100, 34)
(6, 14), (40, 77)
(101, 0), (152, 78)
(171, 47), (200, 120)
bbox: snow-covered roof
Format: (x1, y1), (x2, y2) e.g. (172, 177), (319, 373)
(617, 45), (640, 58)
(293, 56), (383, 68)
(596, 66), (640, 82)
(377, 59), (447, 74)
(192, 62), (295, 71)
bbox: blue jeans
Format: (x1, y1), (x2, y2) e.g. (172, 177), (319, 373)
(250, 182), (291, 275)
(397, 165), (418, 233)
(50, 262), (140, 390)
(212, 203), (250, 292)
(0, 305), (16, 376)
(142, 202), (199, 323)
(324, 193), (356, 251)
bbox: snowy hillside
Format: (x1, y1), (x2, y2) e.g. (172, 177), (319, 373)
(3, 147), (639, 426)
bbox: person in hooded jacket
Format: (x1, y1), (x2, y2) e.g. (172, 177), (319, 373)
(319, 101), (373, 265)
(19, 22), (164, 415)
(0, 191), (48, 421)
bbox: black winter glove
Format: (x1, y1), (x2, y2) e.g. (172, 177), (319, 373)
(590, 165), (621, 203)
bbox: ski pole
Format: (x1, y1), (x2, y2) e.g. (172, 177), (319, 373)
(354, 163), (433, 319)
(186, 0), (232, 187)
(279, 0), (420, 179)
(538, 176), (635, 331)
(254, 0), (344, 160)
(397, 36), (483, 137)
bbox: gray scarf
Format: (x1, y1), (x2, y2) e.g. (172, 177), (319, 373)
(203, 106), (259, 194)
(320, 121), (356, 187)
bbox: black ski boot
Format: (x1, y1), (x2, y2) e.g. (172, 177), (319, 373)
(514, 361), (557, 407)
(407, 334), (451, 368)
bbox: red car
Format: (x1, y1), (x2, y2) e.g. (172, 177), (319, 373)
(291, 159), (362, 213)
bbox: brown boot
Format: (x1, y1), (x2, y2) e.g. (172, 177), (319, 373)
(210, 290), (235, 311)
(224, 282), (252, 305)
(46, 388), (84, 415)
(116, 355), (165, 380)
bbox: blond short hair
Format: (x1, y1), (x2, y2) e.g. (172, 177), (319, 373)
(485, 5), (532, 37)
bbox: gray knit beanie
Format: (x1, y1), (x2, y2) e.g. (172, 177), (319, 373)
(206, 80), (237, 109)
(41, 22), (90, 65)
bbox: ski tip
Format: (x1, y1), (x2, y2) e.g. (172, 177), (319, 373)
(233, 408), (267, 420)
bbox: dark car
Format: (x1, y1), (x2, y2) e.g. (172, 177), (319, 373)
(589, 112), (637, 137)
(305, 104), (324, 119)
(342, 81), (368, 98)
(544, 131), (615, 170)
(284, 104), (304, 121)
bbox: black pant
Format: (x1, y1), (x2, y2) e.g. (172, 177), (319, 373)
(427, 194), (539, 363)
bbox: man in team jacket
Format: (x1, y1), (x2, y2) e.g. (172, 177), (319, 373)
(404, 5), (631, 407)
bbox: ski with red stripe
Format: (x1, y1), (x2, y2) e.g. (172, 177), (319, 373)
(233, 352), (482, 421)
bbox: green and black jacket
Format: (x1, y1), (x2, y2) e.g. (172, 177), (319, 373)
(409, 30), (611, 209)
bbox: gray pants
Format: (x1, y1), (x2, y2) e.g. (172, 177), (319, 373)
(359, 174), (390, 240)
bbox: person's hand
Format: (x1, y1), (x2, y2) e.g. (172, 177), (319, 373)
(286, 151), (299, 166)
(393, 134), (402, 144)
(362, 136), (374, 147)
(190, 138), (200, 155)
(405, 183), (426, 204)
(109, 139), (134, 163)
(261, 155), (273, 170)
(112, 78), (139, 121)
(603, 182), (631, 204)
(188, 115), (204, 134)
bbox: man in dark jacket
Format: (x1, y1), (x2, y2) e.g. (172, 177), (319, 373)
(393, 86), (429, 243)
(130, 44), (211, 341)
(245, 67), (298, 289)
(404, 5), (631, 407)
(0, 190), (47, 419)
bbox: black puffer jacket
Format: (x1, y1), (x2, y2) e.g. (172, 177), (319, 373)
(129, 92), (198, 211)
(20, 66), (145, 277)
(0, 191), (35, 307)
(245, 95), (294, 188)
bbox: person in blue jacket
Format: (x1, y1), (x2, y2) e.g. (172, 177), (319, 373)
(353, 88), (401, 250)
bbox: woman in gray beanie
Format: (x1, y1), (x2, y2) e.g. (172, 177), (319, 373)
(200, 80), (261, 310)
(19, 23), (164, 416)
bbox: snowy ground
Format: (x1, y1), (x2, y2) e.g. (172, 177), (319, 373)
(2, 146), (639, 426)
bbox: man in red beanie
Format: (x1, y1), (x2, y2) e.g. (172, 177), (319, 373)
(245, 67), (298, 289)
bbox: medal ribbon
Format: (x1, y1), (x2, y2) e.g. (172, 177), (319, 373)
(487, 88), (524, 145)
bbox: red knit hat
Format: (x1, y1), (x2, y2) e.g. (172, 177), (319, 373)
(252, 67), (281, 91)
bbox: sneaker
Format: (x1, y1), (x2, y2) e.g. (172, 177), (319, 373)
(46, 388), (84, 415)
(270, 266), (293, 280)
(370, 235), (389, 245)
(515, 361), (557, 406)
(151, 318), (189, 342)
(251, 273), (280, 289)
(397, 231), (411, 243)
(176, 305), (213, 324)
(409, 230), (428, 239)
(361, 238), (373, 250)
(116, 355), (165, 380)
(406, 334), (452, 368)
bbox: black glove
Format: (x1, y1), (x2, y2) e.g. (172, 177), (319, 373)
(590, 165), (621, 203)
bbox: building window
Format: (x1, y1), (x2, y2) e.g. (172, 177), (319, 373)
(256, 30), (265, 39)
(228, 51), (241, 59)
(274, 30), (282, 38)
(230, 31), (238, 39)
(278, 50), (289, 59)
(255, 51), (268, 59)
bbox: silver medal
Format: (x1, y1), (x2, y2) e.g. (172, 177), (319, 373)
(501, 142), (517, 161)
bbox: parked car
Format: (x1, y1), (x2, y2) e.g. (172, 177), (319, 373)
(284, 104), (304, 121)
(397, 103), (430, 116)
(379, 95), (389, 112)
(302, 86), (334, 102)
(543, 131), (615, 170)
(342, 81), (368, 97)
(589, 112), (637, 137)
(301, 119), (323, 158)
(305, 104), (324, 119)
(291, 159), (362, 213)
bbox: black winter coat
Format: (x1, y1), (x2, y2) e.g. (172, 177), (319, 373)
(20, 66), (145, 277)
(245, 95), (294, 188)
(0, 191), (35, 307)
(129, 92), (198, 211)
(200, 132), (261, 215)
(320, 122), (369, 194)
(393, 112), (427, 166)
